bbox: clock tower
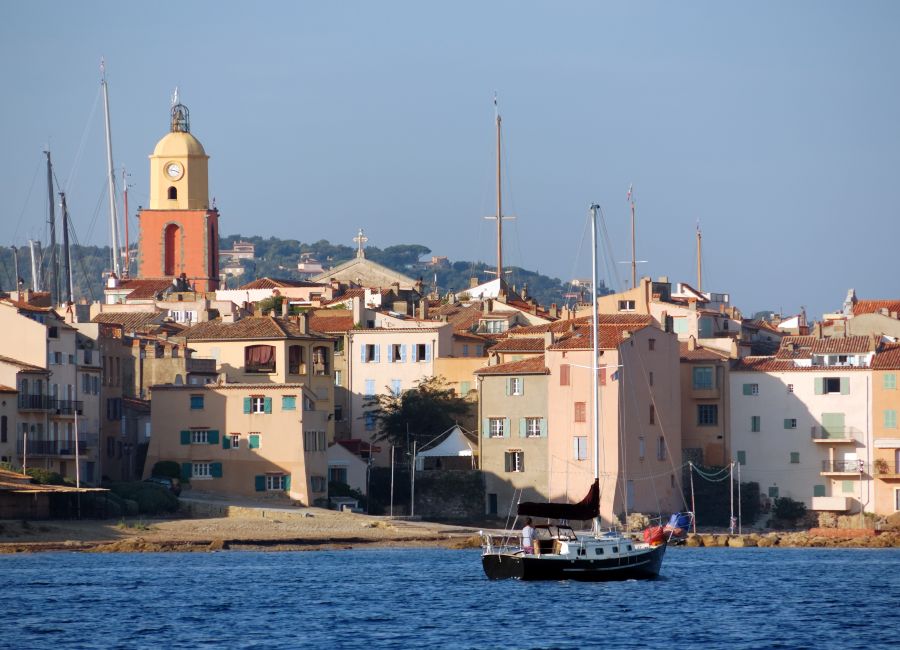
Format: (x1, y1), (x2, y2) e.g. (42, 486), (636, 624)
(136, 98), (219, 291)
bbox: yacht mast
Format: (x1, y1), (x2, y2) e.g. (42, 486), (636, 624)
(485, 95), (513, 291)
(628, 185), (636, 289)
(122, 167), (130, 278)
(28, 240), (42, 291)
(100, 58), (122, 278)
(60, 192), (74, 304)
(696, 222), (702, 291)
(589, 204), (601, 482)
(45, 150), (59, 304)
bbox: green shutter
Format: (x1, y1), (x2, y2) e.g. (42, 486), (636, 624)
(482, 418), (490, 438)
(885, 409), (897, 429)
(539, 418), (547, 437)
(814, 378), (824, 395)
(885, 373), (897, 390)
(822, 412), (845, 439)
(207, 430), (219, 445)
(840, 377), (850, 395)
(790, 452), (800, 464)
(243, 397), (252, 414)
(181, 463), (192, 480)
(743, 383), (753, 396)
(180, 430), (191, 445)
(784, 419), (791, 429)
(282, 396), (296, 411)
(255, 475), (265, 492)
(813, 484), (826, 497)
(249, 434), (260, 449)
(519, 418), (526, 438)
(460, 381), (470, 395)
(222, 435), (231, 450)
(210, 462), (223, 478)
(503, 417), (510, 438)
(505, 379), (511, 396)
(264, 397), (273, 414)
(737, 450), (746, 465)
(768, 486), (779, 498)
(284, 475), (291, 491)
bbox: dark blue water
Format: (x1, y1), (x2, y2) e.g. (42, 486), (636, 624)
(1, 547), (897, 649)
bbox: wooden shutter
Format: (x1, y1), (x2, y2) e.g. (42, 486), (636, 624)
(560, 364), (570, 386)
(222, 435), (231, 450)
(425, 344), (432, 362)
(814, 378), (824, 395)
(249, 434), (260, 449)
(411, 345), (418, 362)
(503, 417), (510, 438)
(374, 345), (381, 363)
(539, 419), (547, 437)
(361, 345), (367, 363)
(180, 430), (191, 445)
(519, 418), (527, 438)
(387, 344), (394, 362)
(840, 377), (850, 395)
(284, 475), (291, 491)
(207, 430), (219, 445)
(211, 462), (223, 478)
(254, 475), (265, 492)
(264, 397), (273, 414)
(181, 463), (192, 480)
(243, 397), (252, 414)
(482, 418), (490, 438)
(743, 383), (753, 396)
(400, 345), (407, 362)
(505, 378), (511, 396)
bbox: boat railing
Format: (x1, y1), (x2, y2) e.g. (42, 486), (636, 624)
(480, 531), (524, 554)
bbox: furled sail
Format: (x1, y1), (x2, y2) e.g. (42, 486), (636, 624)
(517, 479), (599, 521)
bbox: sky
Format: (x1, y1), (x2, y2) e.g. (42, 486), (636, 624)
(1, 1), (898, 319)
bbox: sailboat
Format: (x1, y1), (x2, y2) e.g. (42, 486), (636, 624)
(480, 204), (668, 581)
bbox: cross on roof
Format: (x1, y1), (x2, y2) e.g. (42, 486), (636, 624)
(353, 228), (368, 259)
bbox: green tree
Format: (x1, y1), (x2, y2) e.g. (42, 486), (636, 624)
(363, 376), (473, 450)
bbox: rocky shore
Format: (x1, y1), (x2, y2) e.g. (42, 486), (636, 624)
(683, 528), (900, 548)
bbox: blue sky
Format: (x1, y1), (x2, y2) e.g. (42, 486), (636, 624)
(1, 1), (898, 319)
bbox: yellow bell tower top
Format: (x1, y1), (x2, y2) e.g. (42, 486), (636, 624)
(148, 97), (209, 210)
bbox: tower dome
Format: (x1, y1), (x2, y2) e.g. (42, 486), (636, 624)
(148, 97), (209, 211)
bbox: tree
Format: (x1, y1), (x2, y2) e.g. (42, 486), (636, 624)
(363, 376), (473, 450)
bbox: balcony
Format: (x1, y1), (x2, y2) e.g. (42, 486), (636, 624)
(691, 386), (720, 400)
(53, 399), (84, 416)
(811, 496), (853, 512)
(810, 426), (857, 444)
(187, 357), (217, 374)
(821, 459), (864, 475)
(18, 394), (53, 411)
(17, 434), (97, 457)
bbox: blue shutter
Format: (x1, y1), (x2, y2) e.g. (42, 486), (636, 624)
(539, 418), (547, 437)
(519, 418), (526, 438)
(181, 463), (192, 480)
(400, 345), (407, 362)
(207, 430), (219, 444)
(210, 462), (222, 478)
(284, 475), (291, 491)
(425, 344), (432, 362)
(264, 397), (272, 414)
(361, 345), (367, 363)
(387, 345), (394, 362)
(365, 379), (375, 396)
(503, 417), (510, 439)
(374, 345), (381, 363)
(180, 430), (191, 445)
(243, 397), (252, 414)
(482, 418), (490, 438)
(222, 435), (231, 450)
(255, 475), (265, 492)
(411, 345), (418, 362)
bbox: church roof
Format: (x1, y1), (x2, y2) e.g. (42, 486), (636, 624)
(311, 257), (418, 290)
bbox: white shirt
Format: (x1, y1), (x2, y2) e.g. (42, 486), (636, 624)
(522, 525), (534, 547)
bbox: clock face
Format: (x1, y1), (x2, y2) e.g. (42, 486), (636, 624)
(165, 162), (183, 180)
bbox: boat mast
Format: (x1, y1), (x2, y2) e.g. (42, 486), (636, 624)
(11, 246), (21, 292)
(45, 150), (59, 304)
(628, 185), (636, 289)
(28, 240), (42, 291)
(122, 167), (130, 278)
(60, 192), (74, 304)
(696, 222), (702, 291)
(100, 58), (122, 278)
(485, 94), (512, 292)
(589, 204), (601, 483)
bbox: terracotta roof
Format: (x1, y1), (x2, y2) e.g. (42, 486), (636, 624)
(92, 311), (166, 332)
(0, 355), (47, 372)
(853, 300), (900, 316)
(322, 288), (366, 306)
(308, 313), (355, 333)
(180, 316), (331, 341)
(113, 278), (174, 300)
(679, 343), (729, 361)
(732, 356), (870, 372)
(778, 335), (874, 356)
(429, 303), (483, 331)
(474, 355), (549, 375)
(0, 384), (17, 393)
(491, 337), (545, 353)
(122, 396), (151, 412)
(548, 322), (653, 351)
(872, 343), (900, 370)
(152, 382), (310, 391)
(0, 297), (53, 313)
(238, 277), (325, 290)
(453, 331), (490, 343)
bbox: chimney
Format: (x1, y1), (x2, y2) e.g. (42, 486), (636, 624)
(280, 298), (289, 317)
(352, 296), (364, 327)
(469, 277), (479, 289)
(688, 336), (697, 351)
(483, 299), (493, 314)
(297, 312), (308, 334)
(419, 298), (428, 320)
(391, 281), (400, 295)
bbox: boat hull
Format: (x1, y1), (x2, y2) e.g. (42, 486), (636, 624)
(482, 543), (666, 581)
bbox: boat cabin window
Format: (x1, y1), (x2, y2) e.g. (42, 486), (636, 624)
(612, 546), (618, 553)
(168, 186), (177, 200)
(595, 548), (604, 555)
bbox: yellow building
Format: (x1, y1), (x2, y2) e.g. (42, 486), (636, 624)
(872, 344), (900, 514)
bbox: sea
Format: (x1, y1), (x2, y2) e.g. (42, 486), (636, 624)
(0, 547), (897, 649)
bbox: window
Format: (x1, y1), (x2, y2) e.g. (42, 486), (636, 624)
(248, 433), (261, 449)
(817, 377), (847, 395)
(414, 343), (429, 362)
(282, 395), (296, 411)
(0, 416), (6, 443)
(265, 474), (286, 491)
(311, 476), (327, 492)
(391, 379), (402, 396)
(885, 373), (897, 390)
(334, 370), (343, 386)
(573, 436), (587, 461)
(649, 405), (656, 425)
(48, 326), (59, 338)
(639, 436), (645, 460)
(648, 338), (656, 351)
(334, 405), (344, 421)
(813, 484), (826, 498)
(245, 345), (276, 373)
(885, 410), (898, 429)
(482, 319), (506, 334)
(692, 367), (713, 390)
(191, 430), (208, 444)
(649, 371), (654, 386)
(743, 383), (759, 396)
(193, 462), (211, 479)
(304, 430), (327, 452)
(697, 404), (718, 426)
(68, 354), (75, 365)
(657, 436), (667, 461)
(190, 394), (204, 410)
(768, 486), (779, 498)
(787, 384), (794, 393)
(364, 379), (375, 396)
(842, 480), (854, 494)
(462, 344), (469, 357)
(230, 434), (240, 449)
(288, 345), (306, 374)
(737, 450), (746, 465)
(574, 402), (586, 423)
(504, 450), (524, 472)
(507, 377), (523, 396)
(525, 418), (543, 438)
(618, 300), (636, 312)
(365, 412), (375, 431)
(313, 346), (330, 375)
(329, 466), (348, 484)
(560, 364), (570, 386)
(391, 344), (403, 362)
(168, 186), (177, 200)
(751, 416), (761, 433)
(363, 344), (379, 363)
(790, 452), (800, 464)
(784, 418), (797, 429)
(251, 396), (266, 413)
(489, 418), (506, 438)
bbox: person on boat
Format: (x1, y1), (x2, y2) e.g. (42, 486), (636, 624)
(521, 518), (535, 554)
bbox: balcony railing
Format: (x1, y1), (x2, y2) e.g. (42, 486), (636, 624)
(821, 459), (864, 473)
(18, 394), (54, 410)
(810, 426), (858, 442)
(54, 400), (84, 416)
(17, 434), (98, 456)
(187, 357), (217, 373)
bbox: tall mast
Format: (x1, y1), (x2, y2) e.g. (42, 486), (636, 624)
(122, 167), (130, 278)
(29, 240), (42, 291)
(100, 58), (122, 278)
(60, 192), (74, 304)
(628, 184), (636, 289)
(590, 204), (601, 482)
(45, 150), (59, 304)
(495, 98), (503, 286)
(696, 222), (702, 291)
(11, 247), (21, 292)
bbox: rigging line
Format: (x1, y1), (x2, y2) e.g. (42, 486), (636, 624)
(66, 214), (97, 302)
(564, 212), (590, 312)
(12, 157), (43, 245)
(597, 205), (623, 292)
(64, 85), (102, 195)
(620, 362), (664, 517)
(82, 178), (109, 244)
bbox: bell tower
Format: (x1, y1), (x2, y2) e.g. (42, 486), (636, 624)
(137, 93), (219, 291)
